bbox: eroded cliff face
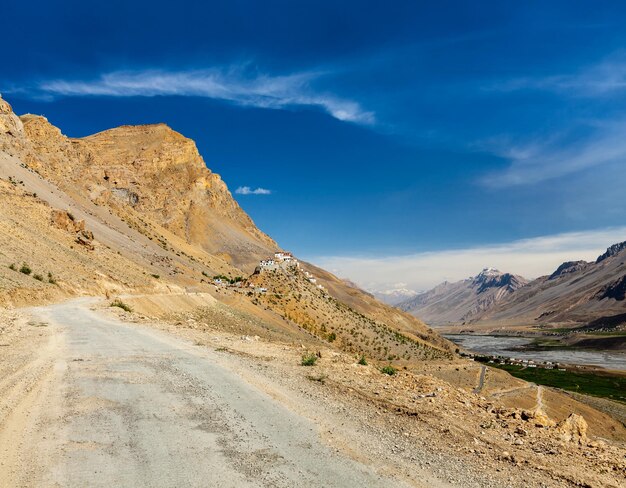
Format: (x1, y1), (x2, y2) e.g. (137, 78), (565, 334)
(14, 114), (276, 271)
(0, 96), (24, 138)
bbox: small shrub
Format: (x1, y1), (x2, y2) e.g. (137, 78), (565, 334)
(8, 263), (16, 271)
(151, 274), (160, 279)
(33, 273), (44, 281)
(301, 353), (318, 366)
(327, 332), (336, 342)
(358, 355), (368, 366)
(381, 365), (397, 376)
(19, 263), (32, 275)
(110, 299), (132, 313)
(306, 374), (327, 384)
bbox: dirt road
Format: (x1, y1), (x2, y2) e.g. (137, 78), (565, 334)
(0, 299), (434, 488)
(472, 365), (487, 394)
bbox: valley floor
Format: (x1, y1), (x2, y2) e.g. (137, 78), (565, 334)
(1, 297), (625, 487)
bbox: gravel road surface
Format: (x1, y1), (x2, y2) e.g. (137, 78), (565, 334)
(1, 301), (428, 487)
(2, 299), (420, 487)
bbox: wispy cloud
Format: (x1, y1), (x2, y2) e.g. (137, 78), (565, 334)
(17, 67), (374, 124)
(308, 227), (626, 292)
(480, 121), (626, 187)
(489, 55), (626, 97)
(235, 186), (271, 195)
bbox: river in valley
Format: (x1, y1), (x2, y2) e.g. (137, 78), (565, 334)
(444, 334), (626, 371)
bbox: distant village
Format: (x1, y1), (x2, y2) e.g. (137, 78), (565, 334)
(460, 351), (568, 371)
(211, 251), (324, 294)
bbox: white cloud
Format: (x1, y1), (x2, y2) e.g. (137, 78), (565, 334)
(478, 55), (626, 187)
(235, 186), (271, 195)
(307, 228), (626, 293)
(28, 68), (374, 124)
(488, 55), (626, 97)
(480, 120), (626, 187)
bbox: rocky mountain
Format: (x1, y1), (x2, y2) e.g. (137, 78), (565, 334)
(451, 241), (626, 328)
(398, 268), (528, 326)
(596, 241), (626, 263)
(0, 94), (452, 360)
(15, 113), (276, 272)
(548, 261), (590, 280)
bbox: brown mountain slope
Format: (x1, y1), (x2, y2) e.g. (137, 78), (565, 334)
(15, 113), (276, 272)
(0, 94), (452, 361)
(248, 262), (452, 360)
(398, 268), (528, 326)
(0, 176), (158, 306)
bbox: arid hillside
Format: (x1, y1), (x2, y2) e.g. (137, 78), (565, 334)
(0, 94), (451, 361)
(249, 264), (452, 361)
(16, 113), (276, 272)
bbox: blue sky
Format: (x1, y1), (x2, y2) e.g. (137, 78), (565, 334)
(4, 1), (626, 290)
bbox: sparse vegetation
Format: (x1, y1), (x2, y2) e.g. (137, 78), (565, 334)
(33, 273), (44, 281)
(151, 274), (160, 279)
(306, 373), (327, 384)
(213, 274), (244, 284)
(8, 263), (16, 271)
(19, 263), (32, 275)
(381, 365), (397, 376)
(301, 353), (318, 366)
(110, 299), (133, 312)
(28, 320), (48, 327)
(358, 355), (368, 366)
(327, 332), (336, 342)
(47, 272), (57, 284)
(480, 360), (626, 404)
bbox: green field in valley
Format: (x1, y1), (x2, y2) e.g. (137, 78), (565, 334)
(477, 360), (626, 404)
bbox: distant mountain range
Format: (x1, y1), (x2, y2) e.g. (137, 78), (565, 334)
(398, 242), (626, 329)
(373, 287), (420, 305)
(397, 268), (528, 325)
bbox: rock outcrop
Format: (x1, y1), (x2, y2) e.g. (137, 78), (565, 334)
(556, 414), (588, 444)
(0, 96), (24, 138)
(549, 260), (589, 280)
(596, 241), (626, 264)
(50, 209), (86, 233)
(596, 274), (626, 301)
